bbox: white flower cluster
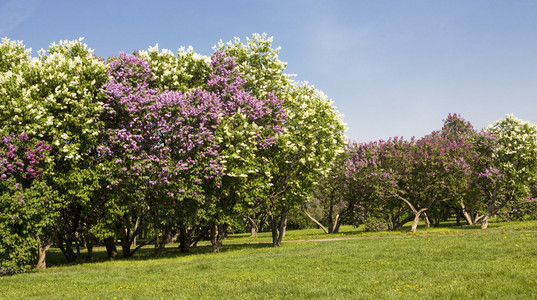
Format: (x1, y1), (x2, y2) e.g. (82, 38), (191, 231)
(489, 114), (537, 181)
(139, 43), (210, 92)
(0, 38), (108, 162)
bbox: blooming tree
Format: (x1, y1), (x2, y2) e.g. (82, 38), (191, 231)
(478, 115), (537, 228)
(307, 150), (352, 234)
(0, 37), (107, 268)
(344, 138), (413, 231)
(0, 133), (54, 274)
(218, 34), (346, 246)
(343, 114), (492, 232)
(98, 52), (221, 256)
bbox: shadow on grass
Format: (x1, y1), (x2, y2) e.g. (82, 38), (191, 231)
(46, 218), (532, 269)
(45, 240), (275, 268)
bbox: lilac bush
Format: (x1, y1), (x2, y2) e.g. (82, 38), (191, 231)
(0, 132), (55, 274)
(342, 114), (500, 232)
(97, 49), (287, 254)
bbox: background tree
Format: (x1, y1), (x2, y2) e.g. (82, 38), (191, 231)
(0, 133), (54, 274)
(344, 138), (413, 231)
(33, 39), (108, 263)
(0, 37), (107, 267)
(478, 115), (537, 229)
(219, 34), (346, 246)
(306, 150), (350, 234)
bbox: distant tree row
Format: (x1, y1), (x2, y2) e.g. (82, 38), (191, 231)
(0, 34), (345, 275)
(306, 114), (537, 234)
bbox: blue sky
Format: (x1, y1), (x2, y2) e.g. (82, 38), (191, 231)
(2, 0), (537, 142)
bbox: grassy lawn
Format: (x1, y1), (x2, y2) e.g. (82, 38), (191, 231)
(2, 220), (537, 299)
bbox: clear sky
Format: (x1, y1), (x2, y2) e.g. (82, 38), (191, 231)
(2, 0), (537, 142)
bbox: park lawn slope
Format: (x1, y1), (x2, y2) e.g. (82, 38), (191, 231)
(2, 221), (537, 299)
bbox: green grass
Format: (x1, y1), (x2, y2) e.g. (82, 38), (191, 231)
(2, 220), (537, 299)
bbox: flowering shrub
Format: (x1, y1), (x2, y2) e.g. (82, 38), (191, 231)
(97, 47), (288, 253)
(0, 133), (54, 274)
(0, 37), (109, 266)
(218, 34), (346, 246)
(478, 115), (537, 228)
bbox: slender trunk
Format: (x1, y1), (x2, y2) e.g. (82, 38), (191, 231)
(481, 191), (504, 229)
(35, 235), (51, 270)
(481, 203), (497, 229)
(396, 194), (435, 233)
(86, 243), (94, 262)
(121, 231), (132, 258)
(393, 215), (414, 230)
(211, 224), (227, 253)
(66, 240), (77, 262)
(411, 208), (429, 233)
(277, 212), (288, 246)
(481, 216), (489, 229)
(303, 209), (328, 234)
(248, 216), (258, 237)
(133, 217), (140, 247)
(190, 230), (204, 248)
(56, 234), (77, 263)
(120, 214), (143, 258)
(75, 234), (81, 257)
(270, 212), (278, 246)
(104, 236), (117, 259)
(423, 212), (431, 228)
(330, 214), (341, 234)
(460, 200), (476, 225)
(328, 198), (334, 233)
(179, 226), (191, 253)
(154, 227), (169, 257)
(272, 205), (289, 247)
(86, 237), (94, 262)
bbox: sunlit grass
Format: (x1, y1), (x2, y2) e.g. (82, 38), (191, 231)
(2, 220), (537, 299)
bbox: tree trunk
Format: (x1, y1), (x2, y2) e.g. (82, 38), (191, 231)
(179, 226), (191, 253)
(121, 234), (132, 258)
(396, 195), (435, 233)
(248, 216), (258, 237)
(481, 203), (497, 229)
(460, 200), (476, 225)
(119, 215), (143, 258)
(481, 191), (510, 229)
(481, 192), (500, 229)
(86, 237), (94, 262)
(277, 208), (288, 246)
(271, 205), (289, 247)
(154, 227), (169, 257)
(392, 215), (414, 230)
(35, 235), (51, 270)
(211, 223), (227, 253)
(132, 216), (140, 247)
(411, 208), (429, 233)
(330, 214), (341, 234)
(75, 234), (81, 257)
(423, 212), (431, 228)
(328, 198), (334, 232)
(56, 234), (78, 263)
(303, 209), (328, 234)
(104, 236), (117, 259)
